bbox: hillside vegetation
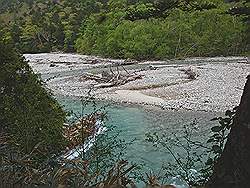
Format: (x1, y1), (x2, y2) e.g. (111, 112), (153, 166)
(0, 0), (249, 59)
(0, 30), (67, 160)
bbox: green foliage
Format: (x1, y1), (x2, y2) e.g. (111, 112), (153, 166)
(0, 38), (67, 155)
(0, 0), (88, 53)
(0, 0), (249, 58)
(125, 3), (157, 20)
(76, 8), (246, 60)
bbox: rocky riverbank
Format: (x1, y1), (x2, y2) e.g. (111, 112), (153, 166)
(24, 53), (249, 112)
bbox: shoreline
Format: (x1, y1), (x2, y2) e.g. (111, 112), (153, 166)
(25, 53), (249, 113)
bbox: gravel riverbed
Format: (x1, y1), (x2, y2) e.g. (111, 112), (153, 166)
(24, 53), (249, 112)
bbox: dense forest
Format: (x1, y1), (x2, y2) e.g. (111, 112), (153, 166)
(0, 0), (249, 59)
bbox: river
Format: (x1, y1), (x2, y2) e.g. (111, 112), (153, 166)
(58, 95), (221, 186)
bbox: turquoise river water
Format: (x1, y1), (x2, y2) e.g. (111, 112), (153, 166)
(58, 96), (220, 177)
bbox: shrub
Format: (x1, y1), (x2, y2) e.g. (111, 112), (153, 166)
(0, 38), (67, 155)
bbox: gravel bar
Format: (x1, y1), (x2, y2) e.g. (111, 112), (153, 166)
(25, 53), (249, 112)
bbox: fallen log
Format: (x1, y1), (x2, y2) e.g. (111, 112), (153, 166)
(80, 73), (107, 82)
(94, 74), (142, 88)
(94, 82), (116, 88)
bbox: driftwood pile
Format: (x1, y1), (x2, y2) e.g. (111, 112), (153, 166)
(179, 66), (198, 80)
(80, 64), (143, 88)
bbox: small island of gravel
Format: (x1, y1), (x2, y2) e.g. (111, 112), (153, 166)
(25, 53), (249, 112)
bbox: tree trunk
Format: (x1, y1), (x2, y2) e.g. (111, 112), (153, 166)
(207, 75), (250, 188)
